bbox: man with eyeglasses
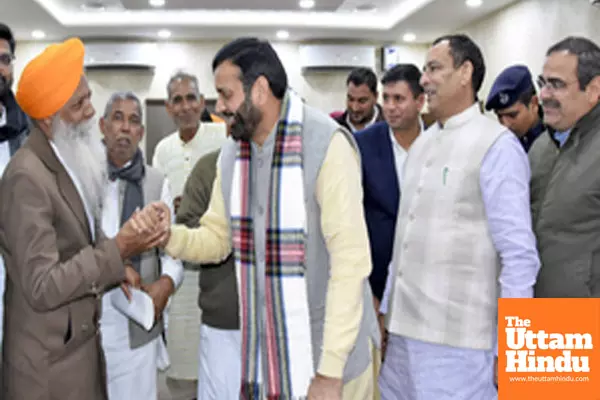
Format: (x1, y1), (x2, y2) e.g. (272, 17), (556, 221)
(485, 65), (547, 153)
(529, 37), (600, 299)
(0, 23), (30, 378)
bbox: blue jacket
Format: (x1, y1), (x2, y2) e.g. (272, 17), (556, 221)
(354, 121), (399, 300)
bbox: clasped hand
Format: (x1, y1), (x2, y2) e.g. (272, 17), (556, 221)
(130, 201), (171, 243)
(117, 202), (174, 317)
(115, 201), (172, 260)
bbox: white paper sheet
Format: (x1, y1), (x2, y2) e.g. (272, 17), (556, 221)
(110, 287), (155, 331)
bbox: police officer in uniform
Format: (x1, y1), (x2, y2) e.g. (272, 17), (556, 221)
(485, 65), (546, 152)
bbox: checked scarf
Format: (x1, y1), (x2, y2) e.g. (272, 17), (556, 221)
(230, 91), (314, 399)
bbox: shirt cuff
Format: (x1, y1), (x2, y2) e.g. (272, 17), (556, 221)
(379, 301), (388, 315)
(317, 351), (347, 379)
(500, 286), (534, 300)
(494, 321), (498, 356)
(160, 254), (184, 289)
(379, 263), (394, 315)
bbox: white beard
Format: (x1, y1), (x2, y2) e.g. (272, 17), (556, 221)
(52, 117), (107, 221)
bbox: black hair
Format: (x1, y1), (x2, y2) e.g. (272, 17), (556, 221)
(546, 36), (600, 90)
(381, 63), (424, 98)
(517, 85), (536, 106)
(433, 34), (485, 99)
(212, 37), (287, 100)
(346, 67), (378, 95)
(517, 85), (544, 120)
(0, 23), (16, 54)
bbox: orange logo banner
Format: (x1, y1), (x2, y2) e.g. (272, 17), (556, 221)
(498, 298), (600, 400)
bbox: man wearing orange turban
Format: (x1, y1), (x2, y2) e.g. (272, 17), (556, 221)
(0, 37), (168, 400)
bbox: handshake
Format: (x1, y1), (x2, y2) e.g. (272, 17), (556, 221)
(115, 201), (173, 260)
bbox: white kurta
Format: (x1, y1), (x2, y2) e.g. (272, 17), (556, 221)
(379, 334), (497, 400)
(100, 177), (184, 400)
(152, 123), (228, 197)
(152, 123), (228, 380)
(379, 109), (535, 399)
(197, 325), (242, 400)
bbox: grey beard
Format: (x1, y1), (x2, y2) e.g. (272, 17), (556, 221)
(52, 117), (108, 221)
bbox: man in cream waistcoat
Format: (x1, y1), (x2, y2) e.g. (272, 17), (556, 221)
(99, 92), (184, 400)
(134, 37), (380, 399)
(379, 34), (541, 399)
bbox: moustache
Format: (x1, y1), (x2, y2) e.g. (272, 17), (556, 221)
(221, 112), (235, 121)
(229, 112), (246, 130)
(222, 112), (246, 128)
(542, 99), (561, 109)
(116, 135), (131, 144)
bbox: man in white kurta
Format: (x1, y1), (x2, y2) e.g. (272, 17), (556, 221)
(152, 72), (227, 382)
(99, 92), (184, 399)
(379, 35), (540, 399)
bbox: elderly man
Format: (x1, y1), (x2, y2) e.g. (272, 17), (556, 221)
(138, 37), (379, 399)
(485, 65), (546, 152)
(530, 37), (600, 298)
(152, 71), (227, 387)
(153, 71), (228, 213)
(0, 23), (29, 355)
(0, 38), (165, 400)
(333, 67), (384, 133)
(98, 91), (183, 400)
(379, 34), (540, 399)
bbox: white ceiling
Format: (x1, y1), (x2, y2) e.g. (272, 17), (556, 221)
(3, 0), (520, 43)
(121, 0), (345, 11)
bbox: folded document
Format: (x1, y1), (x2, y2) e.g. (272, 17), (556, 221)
(110, 287), (155, 331)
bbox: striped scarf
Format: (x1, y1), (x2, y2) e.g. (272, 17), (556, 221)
(230, 91), (314, 399)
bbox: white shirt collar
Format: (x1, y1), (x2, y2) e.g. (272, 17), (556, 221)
(177, 124), (202, 146)
(437, 103), (480, 130)
(388, 117), (425, 148)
